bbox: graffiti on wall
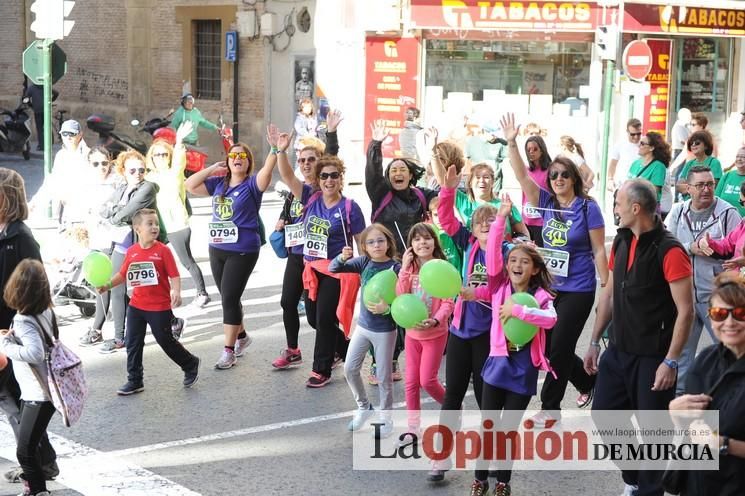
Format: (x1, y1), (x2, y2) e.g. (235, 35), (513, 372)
(76, 68), (128, 102)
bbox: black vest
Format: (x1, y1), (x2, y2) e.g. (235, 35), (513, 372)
(611, 220), (684, 356)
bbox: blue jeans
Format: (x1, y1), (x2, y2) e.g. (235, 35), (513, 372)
(676, 302), (717, 395)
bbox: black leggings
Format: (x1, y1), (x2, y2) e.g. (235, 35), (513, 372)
(540, 290), (596, 412)
(526, 225), (544, 247)
(168, 227), (207, 295)
(208, 246), (259, 325)
(280, 253), (305, 349)
(17, 400), (56, 494)
(305, 271), (348, 376)
(442, 331), (490, 411)
(475, 384), (531, 483)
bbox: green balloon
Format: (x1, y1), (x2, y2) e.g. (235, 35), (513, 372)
(391, 294), (429, 329)
(363, 269), (398, 305)
(503, 292), (539, 346)
(419, 259), (462, 299)
(83, 251), (113, 287)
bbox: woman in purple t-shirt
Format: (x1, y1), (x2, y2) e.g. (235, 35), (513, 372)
(520, 135), (552, 247)
(502, 113), (609, 426)
(185, 139), (278, 370)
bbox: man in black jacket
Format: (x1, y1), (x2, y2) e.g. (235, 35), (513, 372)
(584, 179), (694, 496)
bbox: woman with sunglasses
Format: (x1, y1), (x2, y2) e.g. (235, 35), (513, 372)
(274, 124), (366, 388)
(627, 131), (671, 205)
(669, 272), (745, 496)
(185, 137), (278, 369)
(520, 132), (552, 247)
(675, 130), (722, 200)
(91, 150), (160, 353)
(146, 123), (210, 309)
(502, 113), (608, 425)
(272, 110), (343, 370)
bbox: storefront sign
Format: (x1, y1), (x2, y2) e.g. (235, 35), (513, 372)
(625, 4), (745, 36)
(642, 39), (672, 138)
(410, 0), (616, 32)
(364, 37), (420, 158)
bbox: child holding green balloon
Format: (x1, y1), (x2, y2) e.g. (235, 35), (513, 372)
(329, 224), (401, 438)
(461, 195), (557, 496)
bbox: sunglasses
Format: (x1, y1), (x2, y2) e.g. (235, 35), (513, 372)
(708, 306), (745, 322)
(319, 171), (341, 180)
(365, 238), (387, 246)
(628, 132), (642, 137)
(152, 152), (169, 158)
(60, 131), (79, 138)
(91, 160), (110, 168)
(228, 151), (248, 160)
(128, 167), (146, 175)
(298, 156), (317, 165)
(549, 170), (572, 180)
(639, 141), (651, 146)
(690, 140), (703, 147)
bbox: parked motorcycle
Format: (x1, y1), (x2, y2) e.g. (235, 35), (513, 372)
(0, 98), (33, 160)
(86, 113), (147, 158)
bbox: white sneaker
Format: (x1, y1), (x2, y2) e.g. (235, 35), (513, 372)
(234, 334), (252, 357)
(191, 293), (210, 308)
(373, 417), (394, 439)
(348, 404), (374, 431)
(621, 483), (638, 496)
(525, 410), (559, 429)
(215, 349), (237, 369)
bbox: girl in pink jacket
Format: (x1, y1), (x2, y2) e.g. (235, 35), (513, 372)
(396, 223), (455, 437)
(461, 195), (557, 496)
(700, 221), (745, 273)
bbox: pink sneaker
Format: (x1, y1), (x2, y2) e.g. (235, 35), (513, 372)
(271, 348), (302, 369)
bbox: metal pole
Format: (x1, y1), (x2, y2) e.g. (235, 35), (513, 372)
(599, 58), (615, 210)
(232, 41), (239, 142)
(42, 39), (53, 219)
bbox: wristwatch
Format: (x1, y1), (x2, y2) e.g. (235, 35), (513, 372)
(720, 436), (730, 456)
(663, 358), (679, 369)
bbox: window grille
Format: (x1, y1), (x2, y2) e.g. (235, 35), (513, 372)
(193, 20), (221, 100)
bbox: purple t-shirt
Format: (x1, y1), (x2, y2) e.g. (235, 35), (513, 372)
(481, 347), (539, 396)
(302, 192), (366, 262)
(450, 248), (491, 339)
(205, 175), (263, 253)
(539, 189), (604, 292)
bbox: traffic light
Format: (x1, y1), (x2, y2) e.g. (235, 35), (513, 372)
(595, 25), (617, 61)
(30, 0), (75, 40)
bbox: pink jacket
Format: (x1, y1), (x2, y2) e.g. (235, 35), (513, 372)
(396, 265), (455, 340)
(473, 216), (557, 377)
(708, 220), (745, 268)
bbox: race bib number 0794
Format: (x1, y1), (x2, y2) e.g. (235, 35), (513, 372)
(209, 222), (239, 244)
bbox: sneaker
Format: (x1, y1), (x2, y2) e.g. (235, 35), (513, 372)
(271, 348), (302, 369)
(367, 364), (379, 385)
(99, 338), (125, 354)
(426, 458), (452, 482)
(391, 360), (403, 382)
(117, 381), (144, 396)
(576, 387), (595, 408)
(191, 293), (210, 308)
(183, 357), (200, 388)
(373, 417), (394, 439)
(331, 353), (343, 370)
(348, 404), (375, 431)
(3, 466), (22, 483)
(494, 482), (512, 496)
(622, 483), (639, 496)
(469, 479), (489, 496)
(234, 334), (252, 357)
(524, 410), (559, 429)
(215, 349), (237, 369)
(79, 329), (103, 347)
(306, 371), (331, 388)
(171, 317), (186, 341)
(394, 427), (422, 448)
(297, 300), (306, 316)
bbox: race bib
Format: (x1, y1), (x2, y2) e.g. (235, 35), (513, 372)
(284, 222), (306, 247)
(303, 233), (328, 258)
(209, 221), (239, 244)
(524, 203), (541, 219)
(126, 261), (158, 288)
(537, 247), (570, 278)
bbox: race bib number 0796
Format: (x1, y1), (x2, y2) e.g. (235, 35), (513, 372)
(126, 261), (158, 287)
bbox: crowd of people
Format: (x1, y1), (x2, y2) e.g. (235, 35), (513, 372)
(1, 106), (745, 496)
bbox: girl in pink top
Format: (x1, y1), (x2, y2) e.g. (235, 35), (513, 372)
(700, 220), (745, 272)
(396, 223), (455, 436)
(520, 136), (552, 247)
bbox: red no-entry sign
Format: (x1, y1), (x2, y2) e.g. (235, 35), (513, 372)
(623, 40), (653, 81)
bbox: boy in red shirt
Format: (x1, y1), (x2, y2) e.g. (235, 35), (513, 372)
(99, 208), (200, 395)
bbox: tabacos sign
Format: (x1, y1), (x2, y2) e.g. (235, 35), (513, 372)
(625, 5), (745, 35)
(410, 0), (612, 32)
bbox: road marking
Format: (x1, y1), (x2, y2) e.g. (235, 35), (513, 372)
(0, 418), (200, 496)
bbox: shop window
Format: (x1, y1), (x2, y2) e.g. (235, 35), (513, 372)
(193, 20), (221, 100)
(677, 38), (729, 113)
(425, 39), (591, 105)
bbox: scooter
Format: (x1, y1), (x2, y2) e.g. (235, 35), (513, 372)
(0, 98), (33, 160)
(86, 113), (147, 158)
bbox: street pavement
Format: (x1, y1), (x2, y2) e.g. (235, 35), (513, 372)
(1, 150), (632, 495)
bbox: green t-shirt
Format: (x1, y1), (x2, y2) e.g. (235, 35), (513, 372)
(679, 156), (723, 200)
(454, 189), (522, 233)
(432, 224), (462, 271)
(627, 158), (667, 201)
(715, 170), (745, 217)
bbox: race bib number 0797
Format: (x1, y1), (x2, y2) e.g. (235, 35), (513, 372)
(536, 247), (570, 278)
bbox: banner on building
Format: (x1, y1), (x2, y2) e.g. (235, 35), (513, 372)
(642, 39), (672, 138)
(625, 4), (745, 36)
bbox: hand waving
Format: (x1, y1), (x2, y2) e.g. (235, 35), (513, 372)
(371, 119), (388, 142)
(327, 109), (344, 133)
(499, 113), (520, 142)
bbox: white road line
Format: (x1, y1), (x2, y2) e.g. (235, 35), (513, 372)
(0, 418), (200, 496)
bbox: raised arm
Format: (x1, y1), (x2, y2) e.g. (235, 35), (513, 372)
(500, 113), (540, 206)
(324, 109), (343, 157)
(268, 124), (304, 199)
(436, 167), (465, 237)
(365, 120), (390, 204)
(255, 127), (290, 193)
(185, 163), (225, 197)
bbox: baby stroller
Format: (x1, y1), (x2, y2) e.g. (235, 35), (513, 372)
(45, 225), (98, 318)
